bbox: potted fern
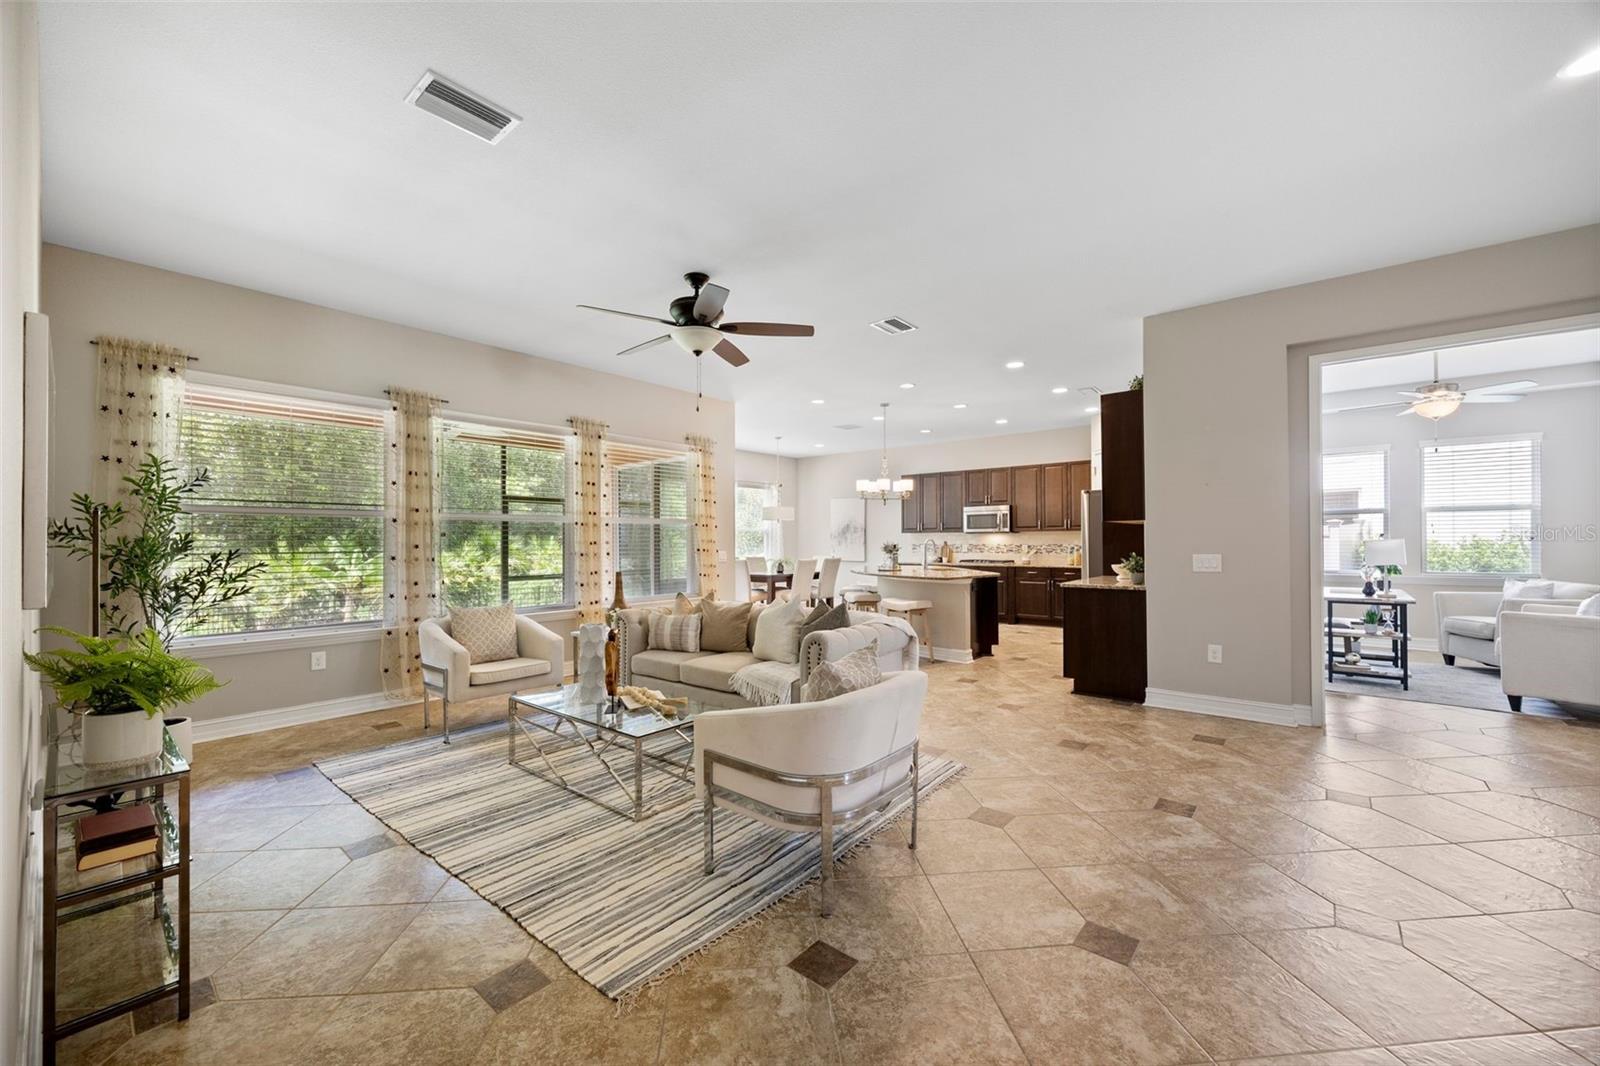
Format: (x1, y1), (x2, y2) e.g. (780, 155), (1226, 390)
(25, 627), (223, 768)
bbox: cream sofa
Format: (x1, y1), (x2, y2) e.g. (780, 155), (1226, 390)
(1434, 582), (1600, 668)
(1500, 604), (1600, 713)
(616, 601), (917, 708)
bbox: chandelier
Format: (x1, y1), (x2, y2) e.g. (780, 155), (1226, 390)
(856, 402), (914, 503)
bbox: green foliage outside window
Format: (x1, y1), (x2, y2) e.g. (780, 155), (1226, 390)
(1424, 534), (1532, 575)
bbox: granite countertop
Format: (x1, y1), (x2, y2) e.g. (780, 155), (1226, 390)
(1060, 575), (1146, 591)
(956, 560), (1083, 569)
(851, 565), (998, 581)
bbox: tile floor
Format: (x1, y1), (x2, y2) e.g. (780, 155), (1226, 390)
(55, 624), (1600, 1065)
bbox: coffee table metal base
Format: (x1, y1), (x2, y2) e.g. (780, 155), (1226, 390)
(507, 698), (695, 821)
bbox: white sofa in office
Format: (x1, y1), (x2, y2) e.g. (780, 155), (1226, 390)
(1434, 581), (1600, 668)
(1500, 603), (1600, 713)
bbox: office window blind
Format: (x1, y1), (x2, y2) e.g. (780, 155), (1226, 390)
(1322, 449), (1388, 573)
(439, 420), (573, 610)
(1423, 436), (1541, 575)
(608, 440), (694, 601)
(179, 385), (386, 637)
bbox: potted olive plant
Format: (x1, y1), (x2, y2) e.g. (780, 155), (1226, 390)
(1121, 552), (1145, 586)
(25, 627), (223, 768)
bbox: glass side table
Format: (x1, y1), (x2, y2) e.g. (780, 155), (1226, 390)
(42, 727), (191, 1066)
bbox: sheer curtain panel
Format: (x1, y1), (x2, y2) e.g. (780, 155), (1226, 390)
(687, 434), (719, 597)
(381, 387), (443, 698)
(570, 416), (611, 623)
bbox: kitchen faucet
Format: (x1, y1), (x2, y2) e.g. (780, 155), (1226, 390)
(921, 539), (939, 568)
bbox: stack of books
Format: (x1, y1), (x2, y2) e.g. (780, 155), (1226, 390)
(75, 804), (158, 871)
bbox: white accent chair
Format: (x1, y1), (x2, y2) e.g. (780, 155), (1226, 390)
(695, 670), (928, 916)
(743, 556), (769, 602)
(816, 557), (842, 606)
(1500, 604), (1600, 713)
(1435, 582), (1600, 668)
(418, 614), (564, 743)
(776, 557), (819, 607)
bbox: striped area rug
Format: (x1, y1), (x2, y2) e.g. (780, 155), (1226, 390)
(316, 717), (963, 1000)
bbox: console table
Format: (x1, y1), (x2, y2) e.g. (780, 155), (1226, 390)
(1324, 587), (1415, 690)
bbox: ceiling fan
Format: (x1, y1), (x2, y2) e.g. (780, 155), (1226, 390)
(1325, 352), (1535, 420)
(578, 272), (814, 368)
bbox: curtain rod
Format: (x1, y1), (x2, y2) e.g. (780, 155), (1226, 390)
(87, 339), (199, 362)
(383, 388), (450, 404)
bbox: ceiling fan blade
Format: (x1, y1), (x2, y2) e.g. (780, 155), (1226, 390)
(1324, 400), (1410, 414)
(616, 335), (670, 357)
(1465, 379), (1537, 396)
(577, 304), (673, 325)
(714, 338), (750, 367)
(1523, 379), (1600, 394)
(693, 283), (730, 324)
(1461, 393), (1521, 404)
(1396, 406), (1418, 417)
(719, 322), (816, 337)
(1396, 391), (1426, 399)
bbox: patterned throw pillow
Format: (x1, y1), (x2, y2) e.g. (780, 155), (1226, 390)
(649, 612), (702, 653)
(800, 641), (881, 702)
(450, 602), (518, 664)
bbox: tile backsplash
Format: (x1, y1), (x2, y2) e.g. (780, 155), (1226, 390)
(884, 533), (1084, 559)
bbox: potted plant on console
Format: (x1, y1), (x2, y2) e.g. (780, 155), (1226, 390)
(1121, 552), (1144, 586)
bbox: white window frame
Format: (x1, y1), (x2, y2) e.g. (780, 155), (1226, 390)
(1419, 432), (1543, 578)
(735, 480), (784, 561)
(1320, 445), (1390, 576)
(607, 439), (697, 604)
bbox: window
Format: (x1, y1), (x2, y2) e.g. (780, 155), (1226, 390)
(1322, 448), (1388, 573)
(179, 385), (386, 638)
(609, 441), (694, 601)
(735, 482), (782, 560)
(1422, 435), (1541, 575)
(439, 420), (572, 610)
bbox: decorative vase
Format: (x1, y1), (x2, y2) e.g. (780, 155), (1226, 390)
(604, 629), (620, 697)
(1131, 572), (1144, 586)
(610, 572), (628, 613)
(82, 711), (166, 769)
(576, 623), (608, 706)
(884, 552), (899, 571)
(163, 716), (194, 763)
(1363, 623), (1379, 635)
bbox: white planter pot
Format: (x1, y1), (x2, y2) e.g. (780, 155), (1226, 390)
(163, 716), (194, 763)
(1130, 572), (1145, 586)
(82, 712), (166, 769)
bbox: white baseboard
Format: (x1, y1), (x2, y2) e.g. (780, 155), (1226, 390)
(1144, 688), (1306, 727)
(192, 691), (392, 743)
(930, 646), (974, 664)
(1410, 637), (1438, 653)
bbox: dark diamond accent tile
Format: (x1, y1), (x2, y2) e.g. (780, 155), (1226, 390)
(969, 806), (1015, 829)
(1326, 790), (1371, 808)
(1153, 798), (1197, 818)
(371, 721), (404, 731)
(788, 939), (857, 989)
(474, 958), (551, 1012)
(132, 978), (215, 1033)
(343, 833), (398, 861)
(1074, 921), (1140, 966)
(1192, 734), (1228, 746)
(1059, 739), (1090, 751)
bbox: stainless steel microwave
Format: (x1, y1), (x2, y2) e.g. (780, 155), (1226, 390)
(962, 505), (1011, 534)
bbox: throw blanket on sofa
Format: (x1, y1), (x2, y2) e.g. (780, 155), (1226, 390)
(729, 613), (921, 706)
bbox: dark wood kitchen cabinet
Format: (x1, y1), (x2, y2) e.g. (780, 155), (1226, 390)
(1041, 464), (1068, 530)
(920, 474), (942, 532)
(1011, 465), (1041, 530)
(964, 468), (1011, 507)
(1014, 567), (1055, 624)
(1067, 461), (1092, 530)
(940, 472), (964, 531)
(899, 459), (1090, 533)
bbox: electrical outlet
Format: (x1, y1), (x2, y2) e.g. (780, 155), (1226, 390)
(310, 651), (327, 671)
(1193, 554), (1223, 573)
(1207, 644), (1223, 664)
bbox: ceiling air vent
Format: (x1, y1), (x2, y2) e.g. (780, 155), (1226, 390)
(833, 424), (863, 431)
(407, 70), (521, 144)
(869, 316), (918, 335)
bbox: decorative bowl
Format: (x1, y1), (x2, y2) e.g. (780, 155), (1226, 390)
(1111, 563), (1132, 583)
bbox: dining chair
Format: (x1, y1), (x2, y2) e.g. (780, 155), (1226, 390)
(786, 557), (818, 606)
(816, 558), (841, 605)
(743, 556), (769, 602)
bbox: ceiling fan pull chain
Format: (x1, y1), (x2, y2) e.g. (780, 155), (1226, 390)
(696, 353), (702, 412)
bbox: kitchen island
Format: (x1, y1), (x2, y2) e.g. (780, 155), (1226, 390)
(1060, 575), (1147, 701)
(850, 565), (1000, 662)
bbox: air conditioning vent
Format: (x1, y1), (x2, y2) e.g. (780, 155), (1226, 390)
(407, 70), (520, 144)
(833, 424), (863, 431)
(869, 316), (918, 335)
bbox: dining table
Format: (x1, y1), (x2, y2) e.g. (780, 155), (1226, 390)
(748, 572), (794, 603)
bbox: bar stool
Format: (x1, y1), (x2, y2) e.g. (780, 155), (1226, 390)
(840, 587), (881, 612)
(879, 597), (932, 662)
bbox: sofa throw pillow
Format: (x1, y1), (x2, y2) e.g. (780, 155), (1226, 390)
(1503, 578), (1556, 601)
(649, 612), (702, 653)
(751, 593), (805, 664)
(450, 602), (518, 664)
(800, 641), (881, 702)
(800, 601), (850, 640)
(1577, 594), (1600, 618)
(700, 597), (752, 653)
(673, 591), (701, 616)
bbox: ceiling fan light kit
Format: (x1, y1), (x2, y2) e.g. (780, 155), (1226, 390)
(857, 403), (915, 503)
(1328, 351), (1536, 419)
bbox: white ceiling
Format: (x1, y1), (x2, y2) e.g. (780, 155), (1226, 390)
(37, 2), (1600, 453)
(1322, 327), (1600, 394)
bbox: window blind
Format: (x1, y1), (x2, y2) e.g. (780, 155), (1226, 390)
(439, 419), (573, 610)
(607, 440), (694, 601)
(179, 385), (386, 638)
(1422, 436), (1541, 575)
(1321, 449), (1388, 573)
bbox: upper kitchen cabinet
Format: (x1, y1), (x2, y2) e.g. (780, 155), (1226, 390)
(920, 473), (943, 532)
(1041, 463), (1068, 529)
(1067, 461), (1092, 529)
(1011, 465), (1041, 530)
(940, 472), (965, 531)
(964, 468), (1011, 507)
(1100, 389), (1144, 523)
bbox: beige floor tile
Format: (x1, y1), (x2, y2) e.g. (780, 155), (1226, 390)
(192, 848), (348, 911)
(1368, 795), (1539, 843)
(654, 966), (835, 1066)
(431, 876), (480, 901)
(1157, 860), (1335, 931)
(1195, 804), (1350, 855)
(55, 1013), (132, 1066)
(1130, 934), (1370, 1061)
(102, 997), (342, 1066)
(683, 914), (820, 972)
(191, 851), (249, 887)
(1550, 1027), (1600, 1064)
(301, 845), (450, 906)
(830, 952), (1027, 1065)
(1386, 1032), (1591, 1065)
(1538, 786), (1600, 818)
(928, 868), (1084, 950)
(1274, 802), (1445, 848)
(1348, 759), (1490, 794)
(261, 803), (392, 850)
(915, 780), (982, 820)
(975, 945), (1206, 1065)
(1497, 908), (1600, 968)
(1001, 812), (1134, 866)
(1227, 1050), (1402, 1065)
(191, 806), (313, 852)
(1210, 765), (1330, 805)
(210, 904), (424, 999)
(1092, 809), (1254, 862)
(1561, 834), (1600, 856)
(1045, 862), (1234, 939)
(1465, 838), (1600, 896)
(1299, 763), (1425, 798)
(912, 817), (1034, 874)
(1334, 906), (1402, 944)
(192, 909), (284, 979)
(304, 988), (496, 1066)
(1249, 926), (1527, 1045)
(472, 976), (664, 1066)
(1424, 756), (1593, 790)
(1365, 844), (1570, 914)
(1447, 792), (1600, 837)
(1265, 851), (1476, 921)
(963, 776), (1079, 814)
(1399, 915), (1600, 1030)
(355, 899), (537, 992)
(837, 823), (922, 879)
(809, 873), (966, 960)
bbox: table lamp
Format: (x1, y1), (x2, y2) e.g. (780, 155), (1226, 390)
(1363, 538), (1407, 597)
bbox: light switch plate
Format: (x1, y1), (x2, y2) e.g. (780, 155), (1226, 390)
(1207, 644), (1223, 664)
(1193, 554), (1223, 573)
(310, 651), (327, 671)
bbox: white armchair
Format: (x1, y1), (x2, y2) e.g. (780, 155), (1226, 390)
(1435, 582), (1600, 668)
(418, 614), (564, 742)
(695, 670), (928, 916)
(1500, 604), (1600, 713)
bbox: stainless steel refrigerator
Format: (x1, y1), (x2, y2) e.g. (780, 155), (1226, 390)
(1081, 489), (1105, 577)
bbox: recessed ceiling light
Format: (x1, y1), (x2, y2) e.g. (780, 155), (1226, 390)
(899, 382), (915, 390)
(1004, 360), (1025, 370)
(1051, 387), (1069, 394)
(1084, 406), (1100, 414)
(994, 418), (1009, 425)
(919, 428), (931, 434)
(813, 443), (825, 448)
(872, 415), (884, 421)
(952, 403), (967, 409)
(810, 398), (825, 405)
(1559, 44), (1600, 78)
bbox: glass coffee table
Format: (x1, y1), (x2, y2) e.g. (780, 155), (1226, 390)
(507, 687), (711, 821)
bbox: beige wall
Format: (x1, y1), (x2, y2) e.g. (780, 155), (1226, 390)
(794, 426), (1092, 575)
(41, 246), (737, 724)
(2, 2), (42, 1057)
(1145, 225), (1600, 716)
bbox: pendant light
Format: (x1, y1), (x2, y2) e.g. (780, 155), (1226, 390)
(764, 436), (796, 522)
(856, 403), (915, 503)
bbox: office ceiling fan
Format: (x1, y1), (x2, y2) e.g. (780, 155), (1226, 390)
(578, 272), (814, 368)
(1324, 352), (1535, 421)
